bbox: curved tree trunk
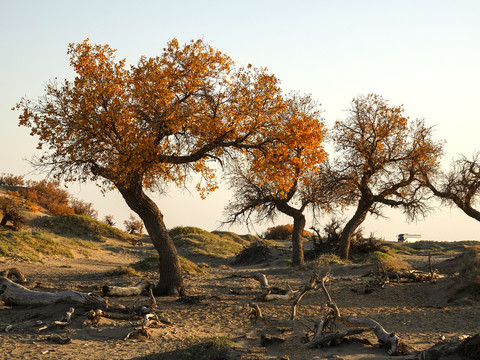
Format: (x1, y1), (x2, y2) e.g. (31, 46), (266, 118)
(338, 201), (370, 259)
(117, 182), (185, 296)
(291, 215), (306, 266)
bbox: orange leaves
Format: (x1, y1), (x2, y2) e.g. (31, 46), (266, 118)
(16, 38), (302, 198)
(237, 92), (327, 197)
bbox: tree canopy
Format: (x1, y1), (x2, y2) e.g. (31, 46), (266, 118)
(330, 94), (443, 259)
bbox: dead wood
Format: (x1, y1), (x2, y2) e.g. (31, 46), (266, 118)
(291, 273), (322, 320)
(247, 302), (291, 329)
(338, 316), (415, 355)
(0, 277), (106, 308)
(308, 274), (415, 355)
(1, 268), (27, 283)
(45, 335), (72, 344)
(305, 328), (366, 349)
(85, 309), (134, 324)
(102, 279), (152, 297)
(384, 270), (443, 283)
(39, 307), (75, 331)
(252, 272), (298, 301)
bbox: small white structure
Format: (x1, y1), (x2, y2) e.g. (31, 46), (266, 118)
(397, 233), (421, 243)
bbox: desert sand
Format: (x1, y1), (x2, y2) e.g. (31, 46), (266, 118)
(0, 237), (478, 360)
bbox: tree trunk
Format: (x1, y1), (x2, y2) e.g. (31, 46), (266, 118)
(117, 182), (185, 296)
(291, 215), (306, 266)
(338, 201), (370, 259)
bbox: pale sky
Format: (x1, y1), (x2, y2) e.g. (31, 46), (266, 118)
(1, 0), (480, 241)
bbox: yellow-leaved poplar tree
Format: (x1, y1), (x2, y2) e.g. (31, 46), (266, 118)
(225, 93), (329, 265)
(15, 38), (290, 295)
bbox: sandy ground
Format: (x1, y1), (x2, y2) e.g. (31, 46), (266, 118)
(0, 239), (479, 360)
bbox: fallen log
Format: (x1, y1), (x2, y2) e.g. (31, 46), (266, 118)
(0, 277), (106, 308)
(102, 279), (152, 297)
(385, 270), (443, 283)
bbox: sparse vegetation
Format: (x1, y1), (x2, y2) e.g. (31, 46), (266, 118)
(141, 336), (232, 360)
(103, 214), (115, 227)
(69, 198), (98, 219)
(40, 214), (134, 242)
(169, 226), (248, 259)
(108, 265), (140, 277)
(132, 254), (204, 275)
(233, 241), (272, 265)
(0, 173), (25, 186)
(0, 229), (99, 261)
(0, 192), (27, 230)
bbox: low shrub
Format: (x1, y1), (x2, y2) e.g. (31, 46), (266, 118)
(233, 241), (271, 265)
(132, 254), (204, 275)
(41, 214), (134, 242)
(169, 226), (246, 259)
(141, 335), (231, 360)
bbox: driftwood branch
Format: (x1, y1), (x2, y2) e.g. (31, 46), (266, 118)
(291, 273), (321, 320)
(305, 328), (366, 349)
(252, 273), (298, 301)
(39, 307), (75, 331)
(0, 277), (106, 308)
(102, 279), (152, 297)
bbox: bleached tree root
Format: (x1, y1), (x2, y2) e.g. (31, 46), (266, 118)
(252, 273), (298, 301)
(39, 307), (75, 331)
(0, 277), (106, 308)
(338, 316), (416, 355)
(102, 279), (152, 297)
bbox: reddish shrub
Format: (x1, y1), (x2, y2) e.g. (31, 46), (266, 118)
(263, 224), (313, 240)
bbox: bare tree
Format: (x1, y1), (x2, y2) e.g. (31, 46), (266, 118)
(425, 152), (480, 221)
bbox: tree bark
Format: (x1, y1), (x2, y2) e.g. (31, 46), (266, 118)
(338, 200), (370, 259)
(117, 182), (185, 296)
(291, 215), (306, 266)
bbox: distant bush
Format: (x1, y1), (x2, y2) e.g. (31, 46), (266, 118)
(132, 254), (204, 274)
(263, 224), (313, 240)
(69, 198), (98, 219)
(21, 179), (73, 216)
(0, 191), (28, 230)
(169, 226), (247, 259)
(103, 215), (115, 227)
(124, 214), (143, 235)
(234, 241), (271, 265)
(42, 214), (133, 242)
(0, 173), (25, 186)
